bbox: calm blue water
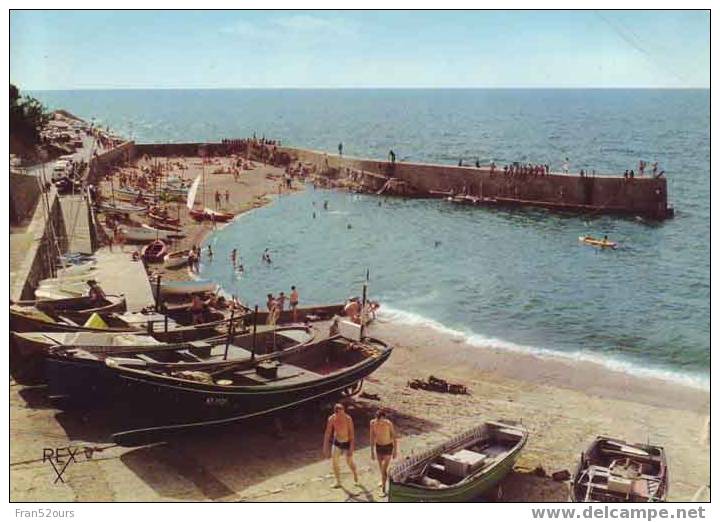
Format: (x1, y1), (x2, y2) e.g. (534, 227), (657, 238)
(32, 89), (709, 387)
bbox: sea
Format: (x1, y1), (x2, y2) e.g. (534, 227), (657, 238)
(31, 89), (710, 389)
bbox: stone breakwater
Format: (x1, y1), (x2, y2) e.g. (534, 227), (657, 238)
(281, 146), (673, 219)
(133, 141), (672, 219)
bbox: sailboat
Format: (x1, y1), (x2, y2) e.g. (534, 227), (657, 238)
(187, 164), (234, 223)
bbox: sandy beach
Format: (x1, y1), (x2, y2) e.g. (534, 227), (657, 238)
(98, 154), (302, 284)
(10, 301), (709, 502)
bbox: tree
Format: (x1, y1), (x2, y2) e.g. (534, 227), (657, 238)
(10, 83), (49, 146)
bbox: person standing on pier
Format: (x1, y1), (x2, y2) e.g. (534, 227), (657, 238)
(563, 157), (569, 174)
(389, 150), (396, 163)
(323, 403), (359, 488)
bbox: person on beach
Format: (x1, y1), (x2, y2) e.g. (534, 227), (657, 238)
(338, 142), (343, 156)
(343, 297), (362, 324)
(277, 291), (287, 312)
(323, 403), (359, 488)
(190, 293), (205, 325)
(266, 294), (278, 325)
(290, 286), (300, 322)
(225, 189), (230, 204)
(188, 249), (197, 273)
(370, 409), (398, 496)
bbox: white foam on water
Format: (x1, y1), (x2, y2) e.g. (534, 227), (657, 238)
(379, 305), (709, 391)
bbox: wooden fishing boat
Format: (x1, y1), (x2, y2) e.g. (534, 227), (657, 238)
(579, 236), (618, 249)
(164, 250), (190, 269)
(189, 208), (234, 222)
(47, 334), (391, 445)
(570, 437), (668, 502)
(250, 303), (346, 324)
(388, 421), (528, 502)
(117, 224), (172, 243)
(148, 211), (180, 225)
(141, 223), (184, 238)
(151, 278), (217, 298)
(96, 202), (148, 215)
(142, 240), (169, 263)
(11, 331), (161, 384)
(14, 325), (310, 384)
(12, 295), (127, 325)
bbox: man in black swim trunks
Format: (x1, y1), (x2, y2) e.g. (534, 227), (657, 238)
(323, 403), (359, 488)
(370, 408), (398, 496)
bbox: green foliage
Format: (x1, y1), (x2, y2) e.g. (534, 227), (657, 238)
(10, 83), (49, 145)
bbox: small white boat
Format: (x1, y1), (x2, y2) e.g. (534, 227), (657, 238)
(117, 225), (172, 243)
(163, 250), (190, 269)
(151, 278), (217, 298)
(141, 223), (184, 238)
(97, 202), (148, 215)
(55, 262), (97, 278)
(34, 286), (85, 300)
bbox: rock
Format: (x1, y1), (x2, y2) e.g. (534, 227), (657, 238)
(533, 465), (547, 477)
(552, 469), (571, 482)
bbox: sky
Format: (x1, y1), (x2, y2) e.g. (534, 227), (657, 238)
(10, 10), (710, 90)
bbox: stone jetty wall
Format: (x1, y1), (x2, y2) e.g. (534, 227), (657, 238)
(280, 147), (671, 219)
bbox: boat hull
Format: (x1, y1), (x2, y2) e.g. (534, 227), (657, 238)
(46, 339), (392, 443)
(388, 445), (522, 502)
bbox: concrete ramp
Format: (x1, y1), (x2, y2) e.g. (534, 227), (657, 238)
(91, 249), (155, 312)
(59, 195), (93, 254)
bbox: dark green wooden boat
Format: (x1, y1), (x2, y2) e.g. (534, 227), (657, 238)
(388, 420), (528, 502)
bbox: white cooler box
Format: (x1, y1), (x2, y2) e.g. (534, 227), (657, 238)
(441, 449), (488, 477)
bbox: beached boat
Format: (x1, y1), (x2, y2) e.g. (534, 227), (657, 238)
(164, 250), (190, 269)
(148, 211), (180, 226)
(189, 208), (234, 222)
(388, 421), (528, 502)
(117, 224), (172, 242)
(141, 223), (184, 238)
(14, 325), (310, 384)
(56, 261), (97, 277)
(251, 303), (346, 324)
(570, 437), (668, 502)
(13, 295), (127, 324)
(11, 331), (161, 383)
(47, 334), (391, 444)
(579, 236), (618, 249)
(142, 240), (168, 263)
(151, 278), (217, 298)
(96, 202), (148, 215)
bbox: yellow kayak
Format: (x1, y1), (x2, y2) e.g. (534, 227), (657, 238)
(579, 236), (617, 249)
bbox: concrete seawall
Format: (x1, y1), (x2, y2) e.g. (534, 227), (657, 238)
(280, 147), (672, 219)
(10, 141), (136, 300)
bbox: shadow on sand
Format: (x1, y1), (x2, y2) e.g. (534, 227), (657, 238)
(115, 400), (440, 501)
